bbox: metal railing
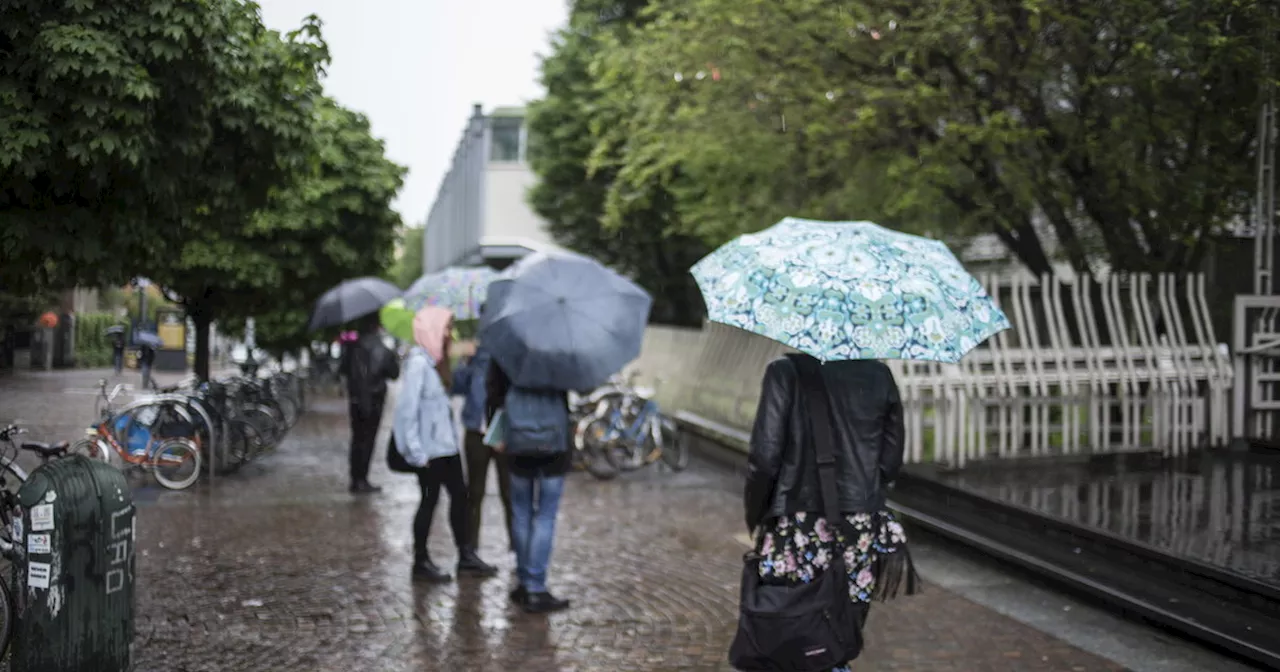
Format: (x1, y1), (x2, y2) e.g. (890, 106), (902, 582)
(631, 273), (1232, 467)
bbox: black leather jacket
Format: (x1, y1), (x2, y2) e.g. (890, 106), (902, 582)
(341, 333), (400, 409)
(743, 356), (904, 530)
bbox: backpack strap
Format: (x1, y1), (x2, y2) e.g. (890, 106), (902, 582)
(787, 354), (850, 539)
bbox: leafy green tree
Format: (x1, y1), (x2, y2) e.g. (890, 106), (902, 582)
(607, 0), (1272, 275)
(139, 12), (340, 380)
(212, 99), (405, 366)
(386, 225), (425, 289)
(527, 0), (708, 326)
(0, 0), (322, 294)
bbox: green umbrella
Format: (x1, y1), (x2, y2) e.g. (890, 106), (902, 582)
(379, 298), (416, 342)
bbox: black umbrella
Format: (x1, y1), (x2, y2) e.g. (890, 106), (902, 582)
(307, 277), (402, 331)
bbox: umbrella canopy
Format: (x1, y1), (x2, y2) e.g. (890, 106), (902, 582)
(404, 266), (497, 320)
(307, 277), (401, 331)
(378, 298), (416, 342)
(104, 325), (126, 335)
(691, 218), (1010, 363)
(480, 251), (652, 390)
(134, 331), (163, 348)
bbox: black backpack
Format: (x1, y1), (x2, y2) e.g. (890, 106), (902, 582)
(728, 354), (864, 670)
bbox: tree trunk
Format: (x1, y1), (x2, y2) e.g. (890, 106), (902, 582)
(192, 308), (213, 382)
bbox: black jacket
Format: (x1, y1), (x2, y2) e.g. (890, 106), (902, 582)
(341, 332), (400, 410)
(743, 355), (904, 530)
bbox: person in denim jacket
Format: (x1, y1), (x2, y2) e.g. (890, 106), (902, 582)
(394, 306), (498, 583)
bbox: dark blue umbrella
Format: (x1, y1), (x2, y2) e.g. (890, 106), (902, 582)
(480, 251), (652, 390)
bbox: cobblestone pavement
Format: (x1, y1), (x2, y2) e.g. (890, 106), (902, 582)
(1, 369), (1128, 671)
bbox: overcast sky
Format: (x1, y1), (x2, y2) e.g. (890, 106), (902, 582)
(257, 0), (569, 227)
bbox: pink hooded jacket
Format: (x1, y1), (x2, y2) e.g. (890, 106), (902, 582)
(412, 305), (454, 364)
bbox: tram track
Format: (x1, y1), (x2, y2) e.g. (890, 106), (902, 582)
(892, 474), (1280, 671)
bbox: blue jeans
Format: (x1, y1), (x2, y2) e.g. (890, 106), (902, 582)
(509, 472), (565, 594)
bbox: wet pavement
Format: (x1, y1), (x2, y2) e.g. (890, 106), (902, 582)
(0, 368), (1251, 671)
(938, 451), (1280, 588)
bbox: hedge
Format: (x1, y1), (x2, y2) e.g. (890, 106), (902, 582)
(75, 312), (126, 368)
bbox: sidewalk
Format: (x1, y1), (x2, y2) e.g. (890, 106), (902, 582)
(0, 376), (1238, 671)
(124, 399), (1135, 672)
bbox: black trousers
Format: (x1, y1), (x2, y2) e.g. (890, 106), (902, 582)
(464, 430), (514, 552)
(415, 454), (469, 560)
(347, 397), (384, 484)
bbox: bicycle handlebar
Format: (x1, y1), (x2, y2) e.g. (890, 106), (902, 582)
(0, 425), (27, 440)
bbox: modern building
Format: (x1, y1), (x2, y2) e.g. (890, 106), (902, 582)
(423, 104), (561, 273)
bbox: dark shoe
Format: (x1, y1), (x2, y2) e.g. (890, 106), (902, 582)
(523, 591), (570, 614)
(350, 481), (382, 494)
(412, 558), (452, 583)
(456, 548), (499, 577)
(509, 585), (529, 605)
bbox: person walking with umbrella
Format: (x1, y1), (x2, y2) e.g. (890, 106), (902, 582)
(479, 251), (653, 614)
(699, 218), (1009, 671)
(134, 331), (162, 390)
(106, 326), (126, 375)
(338, 315), (400, 493)
(308, 277), (403, 493)
(485, 360), (572, 613)
(392, 306), (499, 582)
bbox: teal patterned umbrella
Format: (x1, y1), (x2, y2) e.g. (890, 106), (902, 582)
(690, 218), (1010, 363)
(403, 266), (497, 320)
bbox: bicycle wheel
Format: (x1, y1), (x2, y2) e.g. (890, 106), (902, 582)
(656, 416), (688, 471)
(599, 428), (648, 473)
(242, 406), (282, 449)
(150, 438), (202, 490)
(69, 438), (112, 464)
(275, 395), (299, 430)
(0, 575), (13, 659)
(227, 419), (265, 468)
(574, 415), (620, 481)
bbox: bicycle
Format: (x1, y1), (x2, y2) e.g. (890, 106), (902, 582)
(70, 406), (203, 490)
(0, 422), (44, 658)
(576, 378), (687, 475)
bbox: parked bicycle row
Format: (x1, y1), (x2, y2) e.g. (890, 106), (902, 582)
(0, 370), (305, 492)
(569, 370), (687, 481)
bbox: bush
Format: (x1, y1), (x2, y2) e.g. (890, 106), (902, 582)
(75, 312), (126, 368)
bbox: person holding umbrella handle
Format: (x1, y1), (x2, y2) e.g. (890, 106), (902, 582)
(340, 315), (400, 493)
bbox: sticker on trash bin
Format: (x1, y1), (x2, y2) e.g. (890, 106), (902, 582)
(28, 562), (51, 589)
(27, 533), (51, 555)
(30, 504), (54, 531)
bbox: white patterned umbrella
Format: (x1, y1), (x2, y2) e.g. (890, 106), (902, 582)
(690, 218), (1010, 363)
(403, 266), (497, 320)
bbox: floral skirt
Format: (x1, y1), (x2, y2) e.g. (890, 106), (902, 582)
(753, 510), (921, 671)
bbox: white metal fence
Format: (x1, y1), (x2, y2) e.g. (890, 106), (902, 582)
(631, 273), (1233, 467)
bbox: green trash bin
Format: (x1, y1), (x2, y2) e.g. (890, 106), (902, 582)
(11, 456), (135, 671)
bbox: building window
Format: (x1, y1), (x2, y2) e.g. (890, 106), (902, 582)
(490, 117), (522, 162)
